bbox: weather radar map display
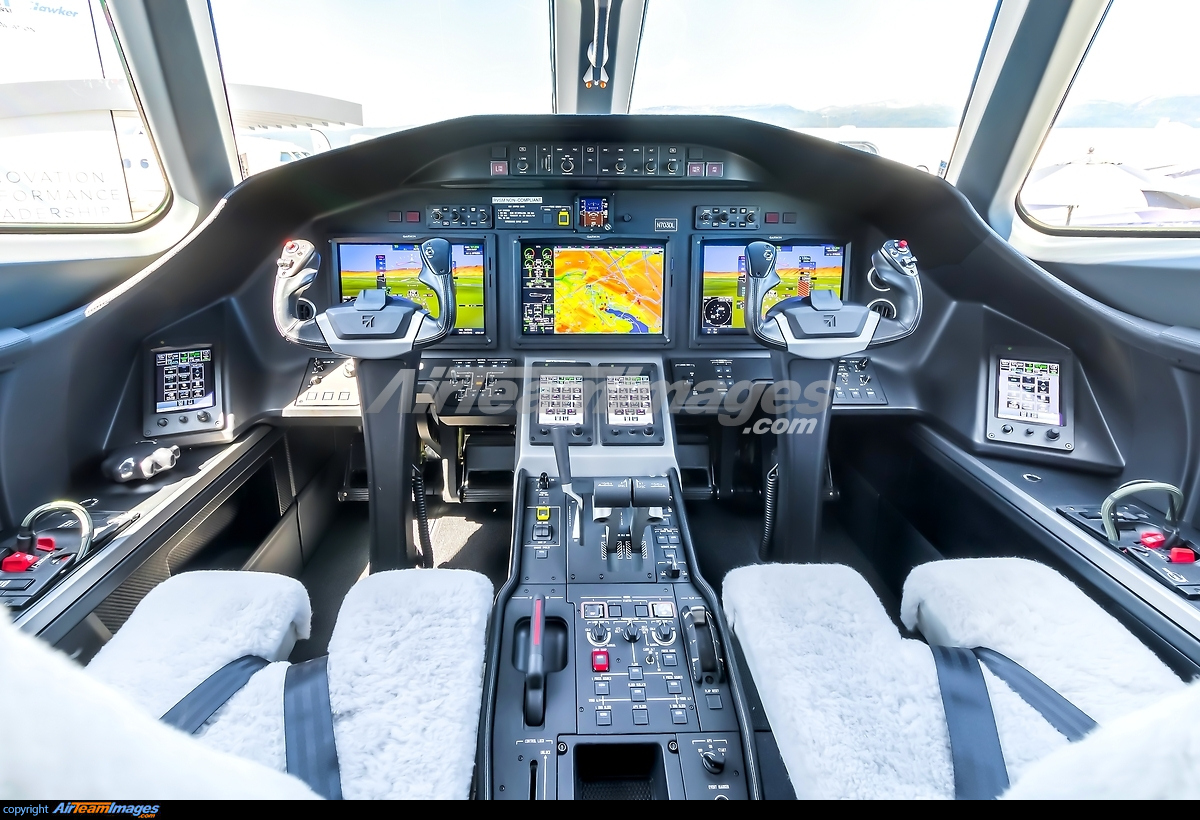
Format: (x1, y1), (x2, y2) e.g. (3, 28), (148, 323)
(336, 242), (486, 335)
(699, 243), (845, 335)
(521, 243), (665, 335)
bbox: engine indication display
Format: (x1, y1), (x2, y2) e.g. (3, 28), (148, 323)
(997, 358), (1062, 426)
(699, 241), (845, 335)
(336, 242), (486, 335)
(606, 374), (653, 426)
(520, 242), (665, 335)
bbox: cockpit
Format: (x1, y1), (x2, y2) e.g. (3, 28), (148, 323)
(3, 0), (1200, 802)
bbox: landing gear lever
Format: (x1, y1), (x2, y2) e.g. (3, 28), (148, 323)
(524, 594), (547, 726)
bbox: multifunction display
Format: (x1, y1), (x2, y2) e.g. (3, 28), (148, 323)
(699, 242), (845, 335)
(538, 374), (585, 425)
(336, 242), (485, 335)
(606, 374), (653, 426)
(520, 243), (665, 335)
(997, 358), (1062, 426)
(154, 348), (214, 413)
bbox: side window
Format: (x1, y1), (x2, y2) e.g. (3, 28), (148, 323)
(1018, 0), (1200, 233)
(0, 0), (169, 228)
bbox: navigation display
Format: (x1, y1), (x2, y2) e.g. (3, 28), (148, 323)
(336, 242), (486, 336)
(538, 374), (585, 425)
(521, 243), (665, 335)
(606, 374), (652, 426)
(699, 242), (845, 335)
(154, 347), (214, 413)
(997, 359), (1062, 426)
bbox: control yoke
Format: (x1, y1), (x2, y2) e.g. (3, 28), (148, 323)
(272, 237), (457, 360)
(742, 238), (924, 360)
(272, 237), (457, 572)
(272, 240), (328, 350)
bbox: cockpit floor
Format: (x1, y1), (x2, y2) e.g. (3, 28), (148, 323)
(289, 501), (511, 661)
(685, 501), (902, 629)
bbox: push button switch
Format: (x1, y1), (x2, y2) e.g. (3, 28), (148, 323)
(591, 649), (610, 672)
(666, 678), (683, 694)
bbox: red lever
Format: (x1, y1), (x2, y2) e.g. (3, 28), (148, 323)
(35, 536), (55, 552)
(1169, 547), (1196, 564)
(1141, 531), (1167, 549)
(2, 552), (37, 573)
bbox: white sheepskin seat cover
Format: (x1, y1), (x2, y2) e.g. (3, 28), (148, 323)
(87, 570), (311, 718)
(901, 557), (1184, 723)
(1006, 679), (1200, 799)
(724, 563), (1069, 799)
(196, 568), (494, 800)
(0, 607), (316, 800)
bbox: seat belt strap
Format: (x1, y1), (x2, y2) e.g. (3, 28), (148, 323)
(972, 647), (1098, 742)
(930, 645), (1010, 800)
(284, 655), (342, 800)
(160, 654), (269, 734)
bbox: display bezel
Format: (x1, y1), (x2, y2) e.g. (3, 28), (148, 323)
(329, 234), (496, 348)
(688, 235), (851, 348)
(510, 236), (672, 348)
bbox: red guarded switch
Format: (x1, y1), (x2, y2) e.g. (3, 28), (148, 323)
(35, 537), (55, 552)
(1141, 531), (1167, 549)
(591, 649), (610, 673)
(1169, 547), (1197, 564)
(2, 552), (37, 573)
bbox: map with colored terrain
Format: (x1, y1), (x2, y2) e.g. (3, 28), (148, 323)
(552, 247), (663, 334)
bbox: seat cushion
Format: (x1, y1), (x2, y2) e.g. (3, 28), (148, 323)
(87, 570), (311, 718)
(0, 608), (315, 800)
(197, 568), (494, 799)
(724, 563), (1067, 799)
(1006, 680), (1200, 799)
(901, 557), (1184, 723)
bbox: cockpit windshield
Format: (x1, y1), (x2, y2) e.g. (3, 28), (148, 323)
(209, 0), (998, 177)
(630, 0), (999, 174)
(208, 0), (553, 173)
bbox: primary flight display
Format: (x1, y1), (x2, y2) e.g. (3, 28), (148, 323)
(336, 242), (486, 335)
(699, 242), (844, 335)
(521, 243), (665, 335)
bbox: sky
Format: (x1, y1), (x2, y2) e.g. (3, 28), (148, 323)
(202, 0), (1200, 127)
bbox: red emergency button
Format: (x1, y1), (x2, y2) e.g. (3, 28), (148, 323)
(2, 552), (37, 572)
(1169, 547), (1196, 563)
(898, 240), (909, 250)
(591, 649), (610, 672)
(1141, 531), (1167, 549)
(35, 536), (55, 552)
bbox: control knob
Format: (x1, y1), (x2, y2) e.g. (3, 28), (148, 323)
(432, 210), (443, 221)
(654, 623), (672, 642)
(516, 160), (530, 172)
(615, 159), (627, 172)
(645, 159), (657, 173)
(620, 623), (640, 643)
(561, 158), (575, 173)
(665, 159), (679, 174)
(589, 624), (608, 642)
(701, 749), (726, 775)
